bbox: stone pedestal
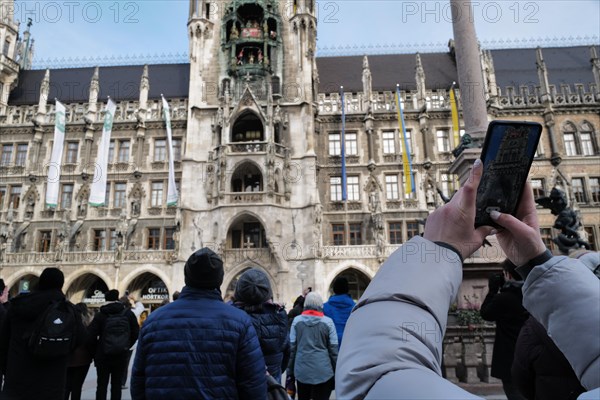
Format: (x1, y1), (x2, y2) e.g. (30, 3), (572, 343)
(449, 148), (481, 185)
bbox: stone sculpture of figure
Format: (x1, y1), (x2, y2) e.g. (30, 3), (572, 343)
(77, 195), (88, 218)
(131, 197), (141, 217)
(536, 187), (590, 254)
(25, 198), (35, 219)
(249, 53), (255, 64)
(230, 24), (239, 39)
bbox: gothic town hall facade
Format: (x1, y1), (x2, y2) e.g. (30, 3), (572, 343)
(0, 0), (599, 312)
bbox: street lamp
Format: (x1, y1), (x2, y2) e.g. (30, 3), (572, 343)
(296, 263), (308, 292)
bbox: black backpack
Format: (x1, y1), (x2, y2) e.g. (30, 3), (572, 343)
(28, 299), (77, 358)
(100, 308), (131, 355)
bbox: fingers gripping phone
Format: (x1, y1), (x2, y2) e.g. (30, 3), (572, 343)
(474, 120), (543, 228)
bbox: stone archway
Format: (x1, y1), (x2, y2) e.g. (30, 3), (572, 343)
(65, 273), (109, 307)
(125, 272), (170, 312)
(327, 268), (371, 302)
(8, 273), (38, 297)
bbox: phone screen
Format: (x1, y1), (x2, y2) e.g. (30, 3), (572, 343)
(474, 121), (543, 228)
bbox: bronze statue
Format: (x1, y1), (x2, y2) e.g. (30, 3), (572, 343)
(536, 187), (590, 254)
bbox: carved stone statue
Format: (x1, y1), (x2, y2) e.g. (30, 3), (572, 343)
(230, 24), (239, 40)
(536, 187), (590, 254)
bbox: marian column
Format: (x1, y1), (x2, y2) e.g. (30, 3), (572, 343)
(448, 0), (489, 184)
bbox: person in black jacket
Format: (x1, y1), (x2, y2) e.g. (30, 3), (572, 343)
(480, 260), (529, 400)
(0, 268), (85, 400)
(511, 315), (585, 400)
(88, 289), (139, 400)
(233, 268), (290, 383)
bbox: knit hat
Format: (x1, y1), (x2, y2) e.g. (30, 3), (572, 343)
(332, 277), (349, 295)
(105, 289), (120, 302)
(303, 292), (324, 311)
(38, 268), (64, 291)
(234, 269), (272, 305)
(184, 248), (224, 290)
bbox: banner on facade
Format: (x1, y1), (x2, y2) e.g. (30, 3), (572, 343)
(89, 98), (117, 207)
(45, 100), (66, 208)
(450, 82), (461, 147)
(162, 95), (179, 206)
(395, 85), (415, 194)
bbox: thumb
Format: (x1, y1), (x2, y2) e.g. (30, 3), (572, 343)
(490, 210), (526, 235)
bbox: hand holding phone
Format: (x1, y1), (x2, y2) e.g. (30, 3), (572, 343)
(474, 121), (543, 228)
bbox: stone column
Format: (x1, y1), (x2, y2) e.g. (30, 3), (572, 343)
(449, 0), (489, 183)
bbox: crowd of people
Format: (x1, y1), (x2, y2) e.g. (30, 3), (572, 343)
(0, 159), (598, 400)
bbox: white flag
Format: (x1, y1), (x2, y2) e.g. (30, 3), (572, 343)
(89, 98), (117, 207)
(45, 101), (66, 208)
(162, 96), (179, 206)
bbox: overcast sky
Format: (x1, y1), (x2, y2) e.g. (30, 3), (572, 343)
(10, 0), (600, 66)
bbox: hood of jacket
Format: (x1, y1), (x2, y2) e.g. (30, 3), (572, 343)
(8, 289), (64, 321)
(100, 301), (127, 315)
(326, 294), (355, 309)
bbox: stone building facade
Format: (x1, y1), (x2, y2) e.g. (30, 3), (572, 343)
(0, 0), (598, 312)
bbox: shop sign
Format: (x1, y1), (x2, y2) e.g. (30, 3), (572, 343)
(83, 289), (106, 304)
(141, 286), (168, 301)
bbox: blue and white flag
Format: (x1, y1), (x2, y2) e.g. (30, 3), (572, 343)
(45, 101), (66, 208)
(162, 96), (179, 206)
(89, 98), (117, 206)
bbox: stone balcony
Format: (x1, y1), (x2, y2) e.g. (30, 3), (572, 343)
(444, 325), (499, 384)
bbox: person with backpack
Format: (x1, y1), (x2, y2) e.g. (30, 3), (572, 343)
(0, 267), (85, 400)
(88, 289), (139, 400)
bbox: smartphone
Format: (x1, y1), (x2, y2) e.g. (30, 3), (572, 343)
(474, 120), (543, 228)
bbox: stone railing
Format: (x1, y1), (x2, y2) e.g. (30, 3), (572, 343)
(317, 89), (460, 115)
(320, 244), (402, 259)
(1, 98), (188, 126)
(497, 83), (598, 108)
(222, 248), (273, 264)
(3, 250), (174, 265)
(443, 325), (499, 384)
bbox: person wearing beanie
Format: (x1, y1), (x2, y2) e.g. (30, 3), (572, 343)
(131, 248), (266, 399)
(0, 268), (85, 400)
(232, 268), (290, 383)
(87, 289), (139, 400)
(323, 276), (355, 347)
(288, 291), (338, 400)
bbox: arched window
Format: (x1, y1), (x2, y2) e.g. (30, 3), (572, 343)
(232, 112), (264, 142)
(227, 214), (267, 249)
(231, 162), (263, 192)
(562, 120), (598, 156)
(328, 269), (371, 302)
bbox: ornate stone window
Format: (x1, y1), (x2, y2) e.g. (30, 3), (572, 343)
(232, 112), (264, 143)
(227, 214), (267, 249)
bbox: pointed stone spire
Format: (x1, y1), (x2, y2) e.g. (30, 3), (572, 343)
(482, 50), (499, 103)
(536, 47), (551, 101)
(37, 69), (50, 115)
(415, 53), (427, 105)
(86, 67), (100, 123)
(362, 55), (372, 101)
(136, 65), (150, 127)
(139, 65), (149, 110)
(591, 46), (600, 95)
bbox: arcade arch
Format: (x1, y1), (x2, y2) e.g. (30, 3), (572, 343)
(65, 273), (109, 306)
(226, 213), (268, 249)
(232, 112), (264, 142)
(231, 161), (263, 193)
(327, 268), (371, 301)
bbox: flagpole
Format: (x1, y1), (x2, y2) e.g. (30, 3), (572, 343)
(340, 86), (347, 203)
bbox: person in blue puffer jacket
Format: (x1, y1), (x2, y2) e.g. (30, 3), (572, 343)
(323, 277), (355, 347)
(131, 248), (266, 400)
(232, 268), (290, 383)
